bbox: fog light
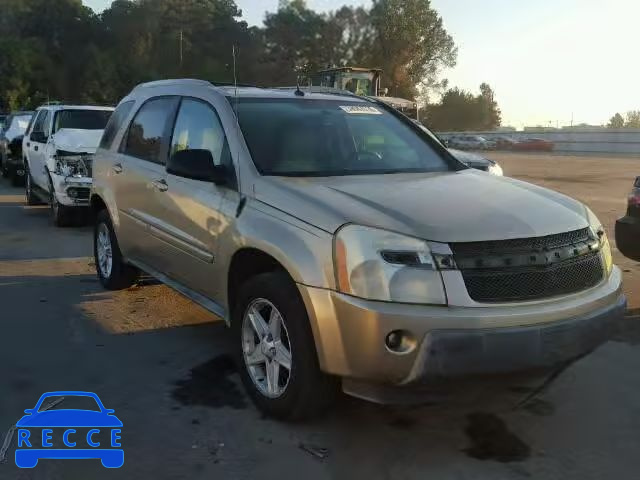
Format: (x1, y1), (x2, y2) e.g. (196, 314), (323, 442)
(385, 330), (416, 354)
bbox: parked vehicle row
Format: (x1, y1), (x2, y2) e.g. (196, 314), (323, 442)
(442, 133), (555, 152)
(0, 80), (628, 421)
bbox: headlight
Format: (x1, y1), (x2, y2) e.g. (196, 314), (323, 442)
(488, 162), (503, 176)
(334, 225), (446, 304)
(585, 207), (613, 275)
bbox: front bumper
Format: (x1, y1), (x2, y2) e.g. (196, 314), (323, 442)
(299, 266), (625, 386)
(615, 215), (640, 261)
(51, 173), (92, 207)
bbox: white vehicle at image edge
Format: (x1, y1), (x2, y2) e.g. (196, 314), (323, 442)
(23, 104), (114, 226)
(91, 79), (625, 420)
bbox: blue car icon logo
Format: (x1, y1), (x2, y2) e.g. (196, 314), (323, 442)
(15, 391), (123, 468)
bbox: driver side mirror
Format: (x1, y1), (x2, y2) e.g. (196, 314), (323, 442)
(24, 409), (34, 415)
(30, 131), (47, 143)
(167, 149), (229, 185)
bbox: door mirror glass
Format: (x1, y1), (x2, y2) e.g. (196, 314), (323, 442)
(30, 131), (47, 143)
(167, 149), (228, 184)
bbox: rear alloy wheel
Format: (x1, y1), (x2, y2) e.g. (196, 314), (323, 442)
(234, 271), (338, 420)
(94, 209), (139, 290)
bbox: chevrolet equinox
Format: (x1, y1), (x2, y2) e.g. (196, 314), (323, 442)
(91, 79), (626, 419)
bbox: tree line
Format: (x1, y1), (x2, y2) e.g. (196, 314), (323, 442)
(608, 111), (640, 129)
(0, 0), (502, 130)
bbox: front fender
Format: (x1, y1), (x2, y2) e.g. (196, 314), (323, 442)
(217, 201), (336, 308)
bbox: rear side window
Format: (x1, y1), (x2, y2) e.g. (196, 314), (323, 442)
(100, 101), (134, 149)
(122, 97), (179, 164)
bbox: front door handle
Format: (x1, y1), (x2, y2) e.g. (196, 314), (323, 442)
(26, 142), (30, 148)
(34, 146), (38, 152)
(113, 163), (123, 174)
(152, 179), (168, 192)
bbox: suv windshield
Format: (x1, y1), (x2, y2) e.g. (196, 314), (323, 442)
(53, 109), (112, 133)
(232, 98), (451, 176)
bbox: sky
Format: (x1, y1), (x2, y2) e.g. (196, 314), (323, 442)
(83, 0), (640, 128)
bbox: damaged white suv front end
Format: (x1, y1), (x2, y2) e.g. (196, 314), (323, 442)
(23, 105), (113, 226)
(49, 129), (103, 208)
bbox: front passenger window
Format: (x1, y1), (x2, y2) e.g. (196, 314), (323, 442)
(170, 99), (229, 166)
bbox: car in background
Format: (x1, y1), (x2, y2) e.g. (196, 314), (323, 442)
(493, 135), (518, 150)
(0, 111), (34, 185)
(23, 104), (113, 226)
(615, 176), (640, 261)
(513, 137), (554, 152)
(448, 149), (503, 176)
(448, 134), (491, 150)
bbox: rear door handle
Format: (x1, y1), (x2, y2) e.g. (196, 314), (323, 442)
(152, 179), (168, 192)
(113, 163), (123, 174)
(26, 142), (31, 147)
(34, 146), (38, 152)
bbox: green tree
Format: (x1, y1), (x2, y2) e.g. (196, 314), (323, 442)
(426, 83), (501, 131)
(608, 113), (624, 128)
(367, 0), (457, 100)
(625, 110), (640, 129)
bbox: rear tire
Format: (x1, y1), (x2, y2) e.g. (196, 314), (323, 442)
(233, 271), (338, 420)
(10, 169), (23, 187)
(24, 165), (41, 206)
(94, 209), (139, 290)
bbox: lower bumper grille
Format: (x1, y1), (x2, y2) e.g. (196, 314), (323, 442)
(451, 228), (605, 302)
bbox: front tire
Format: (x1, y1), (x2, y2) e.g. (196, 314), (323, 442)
(49, 177), (72, 227)
(94, 209), (139, 290)
(233, 271), (338, 420)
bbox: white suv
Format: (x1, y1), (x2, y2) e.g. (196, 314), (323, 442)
(23, 104), (114, 226)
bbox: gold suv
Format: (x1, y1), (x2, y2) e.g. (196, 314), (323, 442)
(91, 79), (626, 419)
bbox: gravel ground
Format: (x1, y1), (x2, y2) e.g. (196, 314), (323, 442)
(1, 153), (639, 479)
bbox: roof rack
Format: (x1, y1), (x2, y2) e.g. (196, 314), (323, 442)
(274, 86), (367, 99)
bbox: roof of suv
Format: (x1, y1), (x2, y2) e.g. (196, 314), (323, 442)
(131, 78), (370, 103)
(35, 105), (114, 112)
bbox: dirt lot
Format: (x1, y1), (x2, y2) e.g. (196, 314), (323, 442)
(1, 153), (639, 480)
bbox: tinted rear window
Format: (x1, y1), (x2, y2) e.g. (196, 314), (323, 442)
(100, 101), (135, 149)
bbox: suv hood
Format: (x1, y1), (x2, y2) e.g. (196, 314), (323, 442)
(255, 170), (589, 242)
(52, 128), (103, 153)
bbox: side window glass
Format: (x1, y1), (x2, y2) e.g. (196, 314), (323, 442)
(123, 97), (178, 164)
(170, 99), (228, 166)
(43, 112), (53, 137)
(31, 111), (46, 134)
(100, 101), (135, 150)
(30, 111), (49, 141)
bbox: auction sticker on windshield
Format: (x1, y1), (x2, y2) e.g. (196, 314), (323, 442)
(339, 105), (382, 115)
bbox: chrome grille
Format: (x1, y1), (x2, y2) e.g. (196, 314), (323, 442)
(450, 228), (605, 302)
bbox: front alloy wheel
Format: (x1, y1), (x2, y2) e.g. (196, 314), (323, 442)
(242, 298), (292, 398)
